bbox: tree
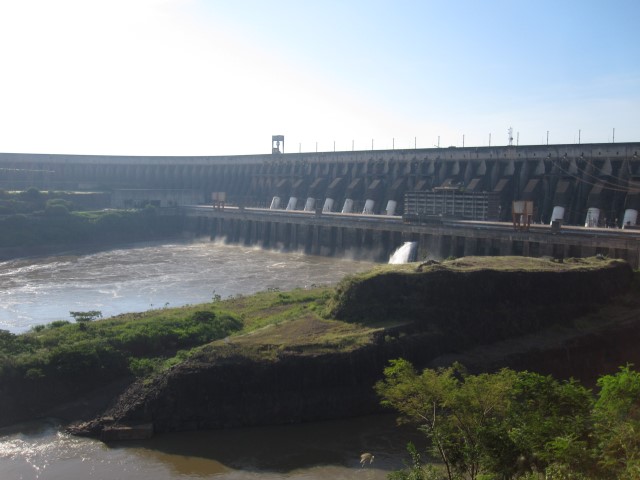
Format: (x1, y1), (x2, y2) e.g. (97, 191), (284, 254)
(377, 361), (602, 479)
(375, 360), (516, 480)
(593, 365), (640, 479)
(503, 371), (595, 478)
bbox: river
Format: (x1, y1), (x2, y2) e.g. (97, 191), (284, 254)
(0, 241), (423, 479)
(0, 240), (377, 334)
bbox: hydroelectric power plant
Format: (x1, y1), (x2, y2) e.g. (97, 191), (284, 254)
(2, 139), (640, 266)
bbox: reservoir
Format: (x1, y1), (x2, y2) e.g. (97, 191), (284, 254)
(0, 241), (420, 479)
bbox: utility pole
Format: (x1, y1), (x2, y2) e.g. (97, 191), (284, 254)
(546, 131), (549, 145)
(613, 128), (615, 143)
(489, 133), (491, 147)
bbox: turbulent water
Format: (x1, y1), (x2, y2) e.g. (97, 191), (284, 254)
(0, 241), (423, 479)
(0, 240), (376, 333)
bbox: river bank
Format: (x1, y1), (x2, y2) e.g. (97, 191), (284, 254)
(4, 255), (634, 438)
(1, 255), (638, 438)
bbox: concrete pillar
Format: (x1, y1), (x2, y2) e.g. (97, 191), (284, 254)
(312, 225), (321, 255)
(335, 227), (344, 255)
(249, 221), (257, 246)
(329, 227), (338, 256)
(269, 222), (277, 246)
(500, 239), (513, 256)
(464, 237), (476, 256)
(291, 223), (299, 250)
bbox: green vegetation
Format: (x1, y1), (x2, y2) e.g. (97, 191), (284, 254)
(189, 287), (379, 361)
(0, 202), (182, 248)
(377, 360), (640, 480)
(0, 305), (243, 388)
(0, 286), (361, 387)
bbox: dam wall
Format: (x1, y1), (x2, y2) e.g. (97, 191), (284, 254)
(2, 142), (640, 227)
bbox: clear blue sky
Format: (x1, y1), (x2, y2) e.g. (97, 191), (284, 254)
(0, 0), (638, 155)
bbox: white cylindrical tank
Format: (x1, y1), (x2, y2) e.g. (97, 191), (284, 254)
(385, 200), (397, 216)
(362, 199), (375, 214)
(584, 207), (600, 228)
(550, 206), (565, 224)
(341, 198), (354, 214)
(304, 197), (315, 211)
(286, 197), (298, 210)
(270, 196), (281, 210)
(622, 209), (638, 228)
(322, 198), (334, 212)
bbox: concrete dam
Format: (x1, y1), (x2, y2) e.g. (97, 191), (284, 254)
(2, 142), (640, 266)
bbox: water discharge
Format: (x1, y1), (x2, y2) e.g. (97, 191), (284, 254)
(388, 241), (417, 264)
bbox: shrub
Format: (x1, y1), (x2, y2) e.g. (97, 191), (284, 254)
(192, 311), (216, 323)
(49, 320), (71, 329)
(129, 357), (162, 377)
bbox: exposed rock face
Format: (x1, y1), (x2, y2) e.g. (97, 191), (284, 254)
(331, 259), (633, 327)
(71, 258), (639, 438)
(95, 349), (387, 434)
